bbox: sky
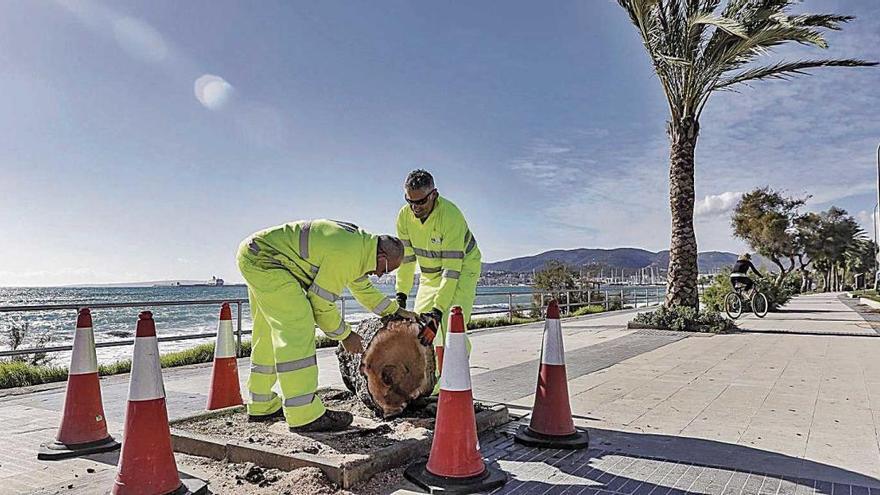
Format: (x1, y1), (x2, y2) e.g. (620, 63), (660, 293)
(1, 0), (878, 286)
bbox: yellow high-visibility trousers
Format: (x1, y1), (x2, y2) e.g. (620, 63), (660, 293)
(238, 251), (326, 427)
(413, 270), (479, 394)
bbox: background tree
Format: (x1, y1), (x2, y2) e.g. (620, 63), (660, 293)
(792, 212), (825, 291)
(533, 260), (577, 294)
(732, 187), (806, 286)
(532, 261), (600, 313)
(804, 207), (863, 291)
(845, 239), (877, 289)
(615, 0), (875, 309)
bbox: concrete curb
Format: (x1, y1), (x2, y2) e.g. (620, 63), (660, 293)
(859, 297), (880, 310)
(170, 404), (510, 489)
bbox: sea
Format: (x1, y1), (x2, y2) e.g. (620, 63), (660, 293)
(0, 284), (662, 365)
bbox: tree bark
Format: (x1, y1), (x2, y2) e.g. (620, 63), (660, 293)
(770, 257), (787, 286)
(337, 316), (436, 418)
(797, 256), (811, 292)
(665, 118), (700, 309)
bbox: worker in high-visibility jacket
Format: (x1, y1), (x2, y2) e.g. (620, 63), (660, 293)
(394, 170), (481, 393)
(237, 220), (417, 432)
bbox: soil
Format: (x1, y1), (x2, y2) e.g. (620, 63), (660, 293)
(177, 454), (407, 495)
(174, 388), (448, 458)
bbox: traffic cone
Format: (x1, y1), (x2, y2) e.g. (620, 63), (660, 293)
(112, 311), (207, 495)
(515, 300), (589, 449)
(206, 303), (243, 410)
(38, 308), (120, 460)
(435, 345), (444, 377)
(404, 307), (507, 494)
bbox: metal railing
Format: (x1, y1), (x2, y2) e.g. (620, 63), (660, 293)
(0, 287), (665, 359)
(0, 299), (248, 359)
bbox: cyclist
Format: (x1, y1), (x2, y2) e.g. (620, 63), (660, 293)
(730, 253), (763, 293)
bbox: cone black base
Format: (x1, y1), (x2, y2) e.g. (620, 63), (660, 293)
(404, 461), (507, 494)
(37, 436), (120, 460)
(514, 425), (590, 450)
(168, 477), (209, 495)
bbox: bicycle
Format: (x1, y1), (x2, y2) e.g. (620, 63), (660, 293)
(724, 281), (768, 319)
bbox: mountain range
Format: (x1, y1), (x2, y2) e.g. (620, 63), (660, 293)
(483, 248), (763, 274)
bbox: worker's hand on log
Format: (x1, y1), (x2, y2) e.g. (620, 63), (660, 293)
(341, 332), (364, 354)
(421, 308), (443, 327)
(416, 308), (443, 346)
(417, 322), (436, 346)
(395, 308), (418, 321)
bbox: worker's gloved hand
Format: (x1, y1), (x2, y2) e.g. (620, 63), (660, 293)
(395, 292), (408, 310)
(341, 331), (364, 355)
(417, 319), (436, 346)
(421, 308), (442, 326)
(417, 308), (443, 347)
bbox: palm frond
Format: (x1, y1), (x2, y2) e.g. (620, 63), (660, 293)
(713, 59), (878, 90)
(689, 13), (747, 39)
(778, 14), (854, 30)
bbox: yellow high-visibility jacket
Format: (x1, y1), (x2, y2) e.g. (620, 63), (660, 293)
(395, 196), (482, 314)
(247, 219), (399, 340)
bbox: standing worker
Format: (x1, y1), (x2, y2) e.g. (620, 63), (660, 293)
(238, 220), (417, 432)
(394, 170), (482, 391)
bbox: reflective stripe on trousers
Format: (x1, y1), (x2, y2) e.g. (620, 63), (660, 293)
(241, 261), (327, 426)
(284, 393), (316, 408)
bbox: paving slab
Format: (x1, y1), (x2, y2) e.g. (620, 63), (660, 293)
(394, 426), (880, 495)
(736, 295), (879, 336)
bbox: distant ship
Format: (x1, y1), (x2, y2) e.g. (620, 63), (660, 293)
(170, 276), (225, 287)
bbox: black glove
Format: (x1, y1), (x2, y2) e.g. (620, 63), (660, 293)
(423, 308), (442, 325)
(417, 308), (443, 347)
(395, 292), (408, 310)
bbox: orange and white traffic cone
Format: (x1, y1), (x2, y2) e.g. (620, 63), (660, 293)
(206, 303), (243, 410)
(404, 306), (507, 494)
(515, 300), (589, 449)
(38, 308), (120, 460)
(112, 311), (207, 495)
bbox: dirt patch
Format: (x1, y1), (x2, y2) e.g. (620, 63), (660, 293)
(178, 454), (407, 494)
(173, 389), (457, 458)
(178, 454), (348, 495)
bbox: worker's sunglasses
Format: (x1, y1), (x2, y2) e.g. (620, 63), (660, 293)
(405, 189), (436, 206)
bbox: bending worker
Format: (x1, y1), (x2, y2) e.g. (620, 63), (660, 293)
(237, 219), (417, 432)
(394, 169), (482, 391)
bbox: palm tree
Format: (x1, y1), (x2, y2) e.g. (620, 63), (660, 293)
(616, 0), (876, 308)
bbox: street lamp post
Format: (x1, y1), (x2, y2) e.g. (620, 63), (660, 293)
(876, 143), (880, 290)
(874, 202), (879, 290)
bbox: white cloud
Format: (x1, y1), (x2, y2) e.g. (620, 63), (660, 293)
(695, 192), (743, 218)
(194, 74), (234, 110)
(112, 16), (168, 63)
(856, 209), (878, 238)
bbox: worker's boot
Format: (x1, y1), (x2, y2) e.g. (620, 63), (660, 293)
(289, 409), (353, 433)
(248, 408), (284, 423)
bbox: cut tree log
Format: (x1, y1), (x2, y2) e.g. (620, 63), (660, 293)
(337, 316), (436, 418)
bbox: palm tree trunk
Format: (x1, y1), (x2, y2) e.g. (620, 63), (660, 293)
(665, 118), (700, 309)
